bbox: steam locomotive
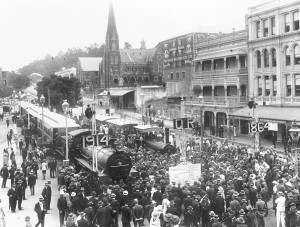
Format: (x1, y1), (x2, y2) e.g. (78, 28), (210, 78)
(54, 129), (133, 181)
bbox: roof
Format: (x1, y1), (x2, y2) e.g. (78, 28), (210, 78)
(109, 89), (134, 96)
(105, 118), (138, 126)
(69, 129), (90, 137)
(119, 48), (156, 64)
(230, 106), (300, 123)
(95, 114), (117, 122)
(134, 125), (164, 132)
(78, 57), (102, 71)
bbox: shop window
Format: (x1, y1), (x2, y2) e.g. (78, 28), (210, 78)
(293, 11), (299, 31)
(257, 51), (261, 68)
(295, 75), (300, 96)
(264, 49), (269, 67)
(256, 21), (261, 38)
(263, 19), (269, 37)
(271, 17), (276, 35)
(286, 47), (291, 66)
(286, 75), (292, 96)
(271, 49), (277, 67)
(294, 45), (300, 65)
(284, 14), (290, 32)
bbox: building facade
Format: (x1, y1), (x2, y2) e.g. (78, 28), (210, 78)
(233, 0), (300, 142)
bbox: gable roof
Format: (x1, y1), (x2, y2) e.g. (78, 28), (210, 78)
(119, 48), (156, 64)
(78, 57), (102, 71)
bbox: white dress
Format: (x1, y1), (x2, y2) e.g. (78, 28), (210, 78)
(0, 204), (6, 227)
(150, 217), (161, 227)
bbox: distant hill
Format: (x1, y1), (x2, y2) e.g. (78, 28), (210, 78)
(18, 43), (105, 77)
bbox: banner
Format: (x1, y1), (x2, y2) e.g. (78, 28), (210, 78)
(169, 164), (201, 185)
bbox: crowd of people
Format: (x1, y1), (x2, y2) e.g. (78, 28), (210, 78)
(2, 113), (300, 227)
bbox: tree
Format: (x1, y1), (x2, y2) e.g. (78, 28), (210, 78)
(124, 42), (132, 49)
(8, 72), (30, 90)
(0, 86), (13, 98)
(36, 75), (82, 113)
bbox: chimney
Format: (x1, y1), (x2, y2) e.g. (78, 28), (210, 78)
(140, 39), (146, 49)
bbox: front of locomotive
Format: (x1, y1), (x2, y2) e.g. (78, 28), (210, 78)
(106, 151), (133, 181)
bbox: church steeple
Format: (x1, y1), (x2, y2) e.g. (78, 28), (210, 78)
(106, 1), (119, 41)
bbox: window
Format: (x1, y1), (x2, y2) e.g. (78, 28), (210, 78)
(177, 61), (182, 67)
(265, 76), (270, 96)
(271, 17), (276, 35)
(286, 75), (291, 96)
(170, 73), (174, 80)
(257, 51), (261, 68)
(271, 49), (277, 67)
(284, 14), (290, 32)
(256, 21), (261, 38)
(293, 11), (299, 31)
(263, 19), (269, 37)
(258, 77), (262, 96)
(273, 76), (277, 96)
(182, 71), (185, 78)
(294, 45), (300, 65)
(295, 75), (300, 96)
(286, 47), (291, 66)
(178, 39), (181, 46)
(176, 72), (179, 79)
(264, 49), (269, 67)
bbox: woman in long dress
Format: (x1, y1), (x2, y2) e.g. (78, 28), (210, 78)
(0, 199), (6, 227)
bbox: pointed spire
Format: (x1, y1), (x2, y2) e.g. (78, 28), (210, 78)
(106, 0), (118, 40)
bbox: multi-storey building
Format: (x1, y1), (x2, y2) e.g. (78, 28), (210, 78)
(0, 68), (9, 86)
(77, 57), (102, 90)
(231, 0), (300, 142)
(185, 30), (248, 138)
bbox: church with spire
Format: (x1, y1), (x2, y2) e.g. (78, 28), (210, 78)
(100, 2), (165, 109)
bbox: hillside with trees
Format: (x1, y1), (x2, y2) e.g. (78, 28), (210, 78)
(18, 43), (105, 77)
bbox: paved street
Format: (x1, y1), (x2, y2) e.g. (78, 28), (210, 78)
(0, 116), (60, 227)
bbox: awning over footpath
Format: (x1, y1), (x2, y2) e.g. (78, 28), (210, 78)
(229, 106), (300, 123)
(109, 89), (134, 97)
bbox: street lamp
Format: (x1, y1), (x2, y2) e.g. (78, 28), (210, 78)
(140, 93), (144, 125)
(62, 100), (70, 162)
(27, 93), (31, 129)
(40, 94), (45, 143)
(289, 119), (300, 173)
(198, 95), (204, 154)
(12, 90), (16, 114)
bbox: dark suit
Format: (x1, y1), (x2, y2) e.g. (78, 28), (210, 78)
(77, 217), (89, 227)
(7, 188), (17, 212)
(84, 207), (94, 227)
(93, 206), (113, 227)
(46, 185), (52, 209)
(34, 201), (46, 227)
(0, 166), (9, 187)
(57, 196), (68, 226)
(121, 205), (132, 227)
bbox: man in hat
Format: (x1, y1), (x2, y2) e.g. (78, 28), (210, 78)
(77, 211), (89, 227)
(110, 193), (120, 227)
(16, 179), (24, 210)
(57, 190), (68, 227)
(121, 200), (132, 227)
(42, 182), (49, 214)
(66, 213), (76, 227)
(275, 191), (286, 227)
(93, 201), (113, 227)
(230, 192), (241, 215)
(249, 183), (258, 207)
(184, 206), (198, 227)
(132, 199), (144, 227)
(34, 196), (46, 227)
(28, 170), (37, 196)
(84, 202), (94, 227)
(7, 183), (17, 212)
(152, 186), (163, 205)
(46, 180), (52, 210)
(0, 163), (9, 188)
(215, 191), (225, 220)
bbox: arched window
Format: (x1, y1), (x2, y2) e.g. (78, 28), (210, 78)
(271, 49), (277, 67)
(286, 74), (292, 96)
(295, 75), (300, 96)
(294, 45), (300, 65)
(130, 77), (135, 84)
(123, 77), (128, 84)
(263, 49), (269, 67)
(113, 76), (118, 84)
(258, 77), (262, 96)
(285, 46), (291, 66)
(257, 51), (261, 68)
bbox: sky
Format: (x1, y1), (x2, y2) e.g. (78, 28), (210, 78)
(0, 0), (269, 72)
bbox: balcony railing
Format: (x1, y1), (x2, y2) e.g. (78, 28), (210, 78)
(195, 67), (248, 76)
(185, 95), (248, 106)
